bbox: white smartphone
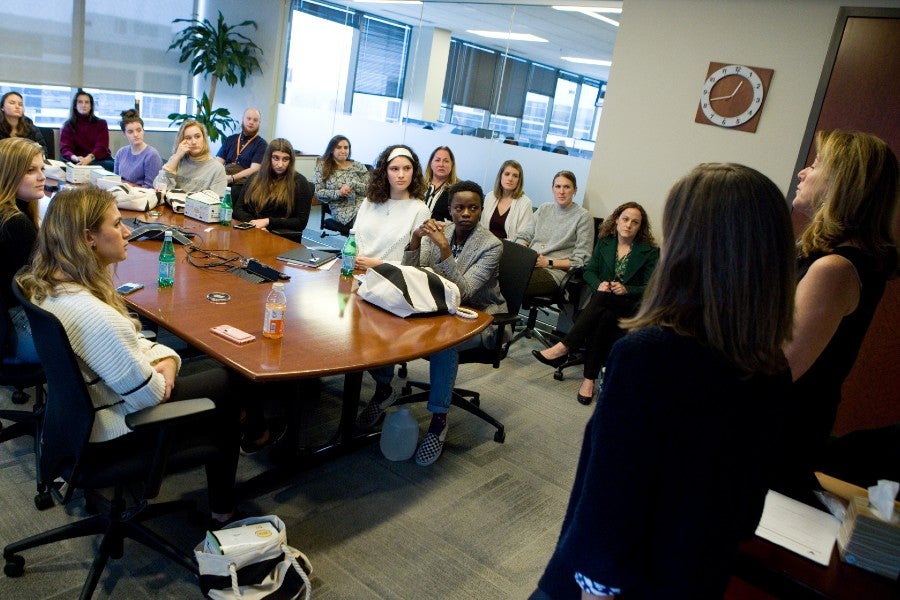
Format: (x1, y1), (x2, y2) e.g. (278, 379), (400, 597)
(210, 324), (256, 345)
(116, 282), (144, 295)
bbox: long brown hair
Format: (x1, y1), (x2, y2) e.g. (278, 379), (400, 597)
(243, 138), (296, 217)
(17, 186), (132, 322)
(320, 135), (351, 182)
(424, 146), (459, 186)
(625, 163), (795, 374)
(598, 201), (656, 246)
(799, 130), (898, 269)
(0, 137), (43, 228)
(0, 92), (29, 138)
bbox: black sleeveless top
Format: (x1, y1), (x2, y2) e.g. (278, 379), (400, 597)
(774, 246), (893, 500)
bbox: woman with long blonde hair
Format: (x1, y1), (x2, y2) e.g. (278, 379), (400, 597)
(17, 186), (241, 528)
(0, 137), (45, 361)
(234, 138), (311, 237)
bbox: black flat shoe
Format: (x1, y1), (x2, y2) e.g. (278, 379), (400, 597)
(577, 392), (593, 406)
(532, 349), (567, 368)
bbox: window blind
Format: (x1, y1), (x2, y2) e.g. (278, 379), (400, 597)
(354, 15), (410, 98)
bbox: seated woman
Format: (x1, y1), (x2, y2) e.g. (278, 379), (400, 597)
(534, 163), (795, 599)
(0, 138), (45, 362)
(352, 144), (431, 423)
(526, 170), (594, 297)
(533, 202), (658, 404)
(774, 130), (899, 502)
(59, 90), (114, 171)
(17, 186), (241, 529)
(357, 181), (506, 465)
(423, 146), (459, 222)
(113, 109), (163, 188)
(0, 92), (47, 155)
(234, 138), (311, 239)
(481, 159), (535, 245)
(153, 120), (227, 196)
(313, 135), (368, 227)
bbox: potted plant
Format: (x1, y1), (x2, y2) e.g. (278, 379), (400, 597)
(167, 11), (263, 142)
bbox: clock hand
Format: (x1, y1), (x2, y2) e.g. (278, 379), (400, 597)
(709, 94), (732, 101)
(729, 80), (743, 98)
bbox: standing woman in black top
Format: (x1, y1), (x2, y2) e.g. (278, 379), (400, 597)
(423, 145), (459, 221)
(774, 130), (899, 499)
(233, 138), (311, 239)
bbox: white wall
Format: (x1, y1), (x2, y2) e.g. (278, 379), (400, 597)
(586, 0), (898, 230)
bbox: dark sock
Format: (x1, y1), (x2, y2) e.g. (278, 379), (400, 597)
(428, 413), (447, 434)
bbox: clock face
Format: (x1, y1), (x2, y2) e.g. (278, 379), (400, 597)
(695, 63), (774, 133)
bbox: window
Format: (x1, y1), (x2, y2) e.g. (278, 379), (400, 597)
(284, 11), (353, 111)
(353, 15), (410, 99)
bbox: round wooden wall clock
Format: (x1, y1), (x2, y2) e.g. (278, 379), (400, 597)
(695, 62), (774, 133)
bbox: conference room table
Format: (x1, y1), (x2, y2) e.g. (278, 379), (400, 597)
(113, 206), (492, 485)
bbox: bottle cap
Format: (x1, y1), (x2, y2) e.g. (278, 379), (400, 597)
(348, 229), (356, 234)
(273, 282), (285, 289)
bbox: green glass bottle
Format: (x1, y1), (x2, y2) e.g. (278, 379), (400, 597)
(158, 230), (175, 287)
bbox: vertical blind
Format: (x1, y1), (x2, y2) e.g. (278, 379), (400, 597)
(353, 15), (410, 98)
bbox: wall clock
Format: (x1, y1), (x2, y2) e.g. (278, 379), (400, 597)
(695, 62), (774, 133)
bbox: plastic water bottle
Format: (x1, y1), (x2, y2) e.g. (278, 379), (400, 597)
(158, 230), (175, 287)
(263, 282), (287, 339)
(340, 229), (357, 276)
(380, 405), (418, 461)
(219, 187), (233, 225)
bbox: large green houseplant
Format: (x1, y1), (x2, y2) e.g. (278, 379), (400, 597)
(167, 11), (263, 142)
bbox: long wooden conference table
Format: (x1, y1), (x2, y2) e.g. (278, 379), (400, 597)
(113, 207), (491, 480)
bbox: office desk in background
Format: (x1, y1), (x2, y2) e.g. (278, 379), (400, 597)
(113, 208), (491, 477)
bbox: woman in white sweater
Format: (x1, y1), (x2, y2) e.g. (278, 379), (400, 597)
(481, 159), (535, 245)
(17, 186), (240, 528)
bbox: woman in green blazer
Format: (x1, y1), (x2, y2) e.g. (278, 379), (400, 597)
(533, 202), (659, 404)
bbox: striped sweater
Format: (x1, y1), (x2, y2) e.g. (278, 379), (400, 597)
(38, 284), (182, 442)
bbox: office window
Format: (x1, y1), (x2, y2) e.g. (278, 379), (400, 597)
(548, 76), (578, 139)
(84, 0), (192, 95)
(574, 81), (600, 140)
(284, 11), (353, 111)
(353, 15), (410, 98)
(520, 92), (550, 145)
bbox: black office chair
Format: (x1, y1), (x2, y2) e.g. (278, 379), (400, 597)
(4, 283), (219, 599)
(0, 289), (49, 508)
(37, 127), (56, 160)
(396, 240), (538, 443)
(509, 217), (603, 355)
(319, 200), (353, 237)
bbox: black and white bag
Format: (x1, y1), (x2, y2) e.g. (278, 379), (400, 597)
(357, 263), (476, 319)
(195, 515), (312, 600)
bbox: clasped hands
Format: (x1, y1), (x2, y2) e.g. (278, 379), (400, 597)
(599, 281), (626, 295)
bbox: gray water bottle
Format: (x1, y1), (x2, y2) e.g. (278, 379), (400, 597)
(380, 405), (418, 461)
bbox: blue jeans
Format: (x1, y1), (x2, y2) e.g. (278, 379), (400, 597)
(426, 333), (485, 414)
(7, 306), (39, 364)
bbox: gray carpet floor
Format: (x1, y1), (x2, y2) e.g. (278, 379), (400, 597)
(0, 336), (593, 599)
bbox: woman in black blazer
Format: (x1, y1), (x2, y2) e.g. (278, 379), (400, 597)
(533, 202), (658, 404)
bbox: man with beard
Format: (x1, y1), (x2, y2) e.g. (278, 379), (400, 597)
(216, 107), (267, 195)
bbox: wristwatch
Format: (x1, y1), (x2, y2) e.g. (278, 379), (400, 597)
(548, 259), (554, 268)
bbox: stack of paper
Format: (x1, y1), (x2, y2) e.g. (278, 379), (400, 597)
(837, 495), (900, 579)
(755, 490), (841, 566)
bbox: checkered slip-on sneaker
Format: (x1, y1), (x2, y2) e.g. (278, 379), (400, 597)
(355, 385), (398, 429)
(414, 422), (448, 466)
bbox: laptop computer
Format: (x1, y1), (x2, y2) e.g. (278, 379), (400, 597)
(276, 247), (339, 268)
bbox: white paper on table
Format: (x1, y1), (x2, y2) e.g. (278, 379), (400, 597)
(755, 490), (841, 566)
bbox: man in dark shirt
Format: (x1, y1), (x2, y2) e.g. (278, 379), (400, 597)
(215, 107), (267, 194)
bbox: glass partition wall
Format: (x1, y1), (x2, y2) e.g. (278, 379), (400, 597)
(278, 0), (620, 204)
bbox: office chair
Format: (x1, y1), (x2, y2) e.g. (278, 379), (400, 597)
(396, 240), (538, 443)
(319, 201), (353, 237)
(0, 289), (49, 508)
(4, 283), (219, 599)
(509, 217), (603, 356)
(37, 127), (56, 160)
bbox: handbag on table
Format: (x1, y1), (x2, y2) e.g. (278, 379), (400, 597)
(357, 262), (476, 319)
(195, 515), (312, 600)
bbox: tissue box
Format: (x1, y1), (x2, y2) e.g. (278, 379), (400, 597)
(66, 165), (103, 183)
(90, 169), (120, 184)
(837, 495), (900, 579)
(184, 190), (221, 223)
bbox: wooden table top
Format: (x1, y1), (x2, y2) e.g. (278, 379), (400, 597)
(115, 208), (492, 381)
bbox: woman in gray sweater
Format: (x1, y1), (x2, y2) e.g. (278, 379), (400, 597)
(526, 170), (594, 296)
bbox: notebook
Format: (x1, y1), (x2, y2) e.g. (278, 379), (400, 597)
(276, 247), (338, 268)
